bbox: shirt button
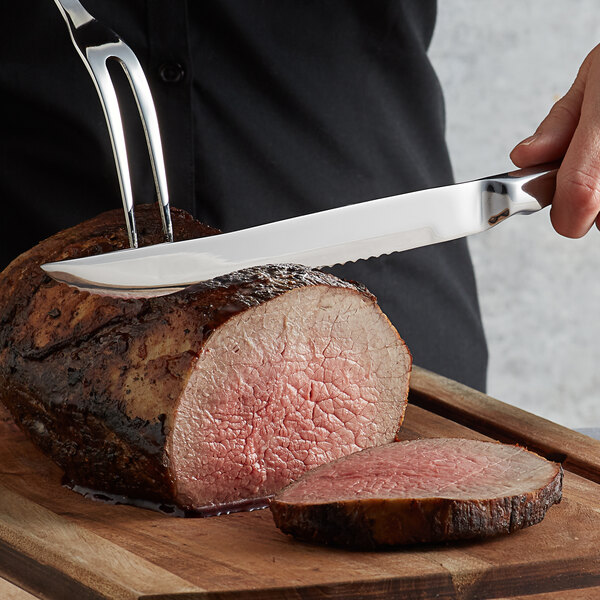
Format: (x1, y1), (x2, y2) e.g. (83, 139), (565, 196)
(159, 62), (185, 83)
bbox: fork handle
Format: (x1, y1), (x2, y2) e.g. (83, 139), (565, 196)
(53, 0), (94, 29)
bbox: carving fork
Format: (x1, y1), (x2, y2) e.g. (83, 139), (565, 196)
(53, 0), (173, 248)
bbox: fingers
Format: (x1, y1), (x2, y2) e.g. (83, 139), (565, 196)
(551, 144), (600, 238)
(553, 47), (600, 238)
(510, 46), (600, 238)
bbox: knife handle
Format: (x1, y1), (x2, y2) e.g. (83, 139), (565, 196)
(480, 161), (559, 226)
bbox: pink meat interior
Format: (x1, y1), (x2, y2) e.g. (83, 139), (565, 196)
(167, 285), (410, 510)
(277, 438), (559, 504)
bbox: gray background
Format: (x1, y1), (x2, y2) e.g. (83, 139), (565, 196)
(428, 1), (599, 428)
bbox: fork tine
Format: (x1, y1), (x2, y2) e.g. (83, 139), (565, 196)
(114, 45), (174, 244)
(86, 49), (139, 248)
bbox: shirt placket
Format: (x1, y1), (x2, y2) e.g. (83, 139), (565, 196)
(146, 0), (195, 217)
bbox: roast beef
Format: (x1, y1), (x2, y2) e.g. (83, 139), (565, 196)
(0, 205), (412, 513)
(270, 437), (563, 548)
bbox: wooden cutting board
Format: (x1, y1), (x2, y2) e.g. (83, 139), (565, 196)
(2, 366), (600, 600)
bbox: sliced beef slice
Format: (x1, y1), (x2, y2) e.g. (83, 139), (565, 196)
(270, 437), (563, 548)
(0, 205), (411, 512)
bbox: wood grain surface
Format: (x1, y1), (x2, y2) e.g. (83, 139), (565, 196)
(497, 590), (600, 600)
(1, 366), (600, 599)
(0, 577), (39, 600)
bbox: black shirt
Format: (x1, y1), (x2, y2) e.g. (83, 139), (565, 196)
(0, 1), (487, 390)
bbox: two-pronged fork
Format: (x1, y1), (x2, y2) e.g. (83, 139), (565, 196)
(53, 0), (173, 248)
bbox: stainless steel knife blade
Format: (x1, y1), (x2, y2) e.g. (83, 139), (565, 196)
(41, 163), (558, 294)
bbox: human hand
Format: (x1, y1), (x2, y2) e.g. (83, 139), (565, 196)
(510, 44), (600, 238)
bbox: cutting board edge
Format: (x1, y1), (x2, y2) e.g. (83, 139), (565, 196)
(409, 365), (600, 482)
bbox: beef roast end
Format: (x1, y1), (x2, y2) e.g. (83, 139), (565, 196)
(168, 283), (411, 510)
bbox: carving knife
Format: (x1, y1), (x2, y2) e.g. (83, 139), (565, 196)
(42, 163), (558, 295)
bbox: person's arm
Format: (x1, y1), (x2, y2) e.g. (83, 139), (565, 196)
(510, 44), (600, 238)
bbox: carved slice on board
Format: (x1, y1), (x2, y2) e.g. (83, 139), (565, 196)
(271, 437), (563, 548)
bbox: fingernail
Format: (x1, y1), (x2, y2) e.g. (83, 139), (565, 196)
(516, 132), (541, 147)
